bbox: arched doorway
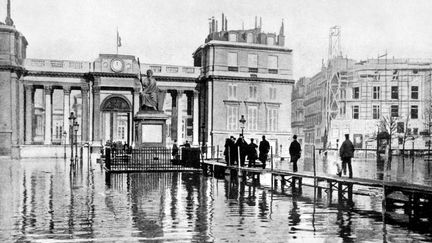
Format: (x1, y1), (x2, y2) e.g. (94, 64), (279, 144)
(101, 95), (132, 144)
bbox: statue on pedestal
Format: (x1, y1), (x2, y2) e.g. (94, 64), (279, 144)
(139, 69), (165, 111)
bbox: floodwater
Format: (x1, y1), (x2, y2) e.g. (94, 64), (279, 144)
(1, 156), (431, 242)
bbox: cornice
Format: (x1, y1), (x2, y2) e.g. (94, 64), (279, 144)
(202, 75), (294, 84)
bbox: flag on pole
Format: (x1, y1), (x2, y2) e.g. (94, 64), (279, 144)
(117, 30), (122, 47)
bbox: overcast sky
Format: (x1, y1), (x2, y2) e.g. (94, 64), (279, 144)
(5, 0), (432, 79)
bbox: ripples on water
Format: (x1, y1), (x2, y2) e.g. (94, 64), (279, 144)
(0, 158), (431, 242)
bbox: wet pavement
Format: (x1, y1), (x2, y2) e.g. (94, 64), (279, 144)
(0, 156), (431, 242)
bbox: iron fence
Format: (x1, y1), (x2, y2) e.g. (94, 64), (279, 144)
(105, 147), (201, 172)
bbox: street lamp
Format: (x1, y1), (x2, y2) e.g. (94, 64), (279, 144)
(68, 112), (79, 166)
(239, 115), (246, 136)
(63, 130), (67, 159)
(73, 120), (79, 163)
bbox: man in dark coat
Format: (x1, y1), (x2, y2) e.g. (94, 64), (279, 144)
(235, 134), (248, 167)
(339, 134), (355, 178)
(289, 135), (301, 172)
(224, 138), (234, 165)
(247, 138), (258, 167)
(229, 136), (237, 165)
(259, 135), (270, 169)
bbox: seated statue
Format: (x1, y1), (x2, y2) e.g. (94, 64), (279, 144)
(139, 69), (164, 111)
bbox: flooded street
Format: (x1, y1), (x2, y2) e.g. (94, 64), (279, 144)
(1, 157), (432, 242)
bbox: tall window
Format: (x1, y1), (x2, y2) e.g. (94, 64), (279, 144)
(373, 86), (380, 99)
(391, 105), (399, 117)
(411, 86), (419, 99)
(352, 106), (359, 119)
(228, 84), (237, 99)
(269, 87), (277, 100)
(249, 85), (257, 99)
(227, 105), (238, 130)
(352, 87), (360, 99)
(227, 52), (238, 72)
(268, 55), (278, 74)
(373, 105), (380, 119)
(267, 108), (278, 131)
(391, 86), (399, 99)
(248, 54), (258, 73)
(411, 105), (418, 119)
(247, 106), (258, 130)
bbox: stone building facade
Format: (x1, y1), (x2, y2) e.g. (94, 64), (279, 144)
(0, 11), (294, 158)
(193, 17), (294, 157)
(297, 56), (432, 150)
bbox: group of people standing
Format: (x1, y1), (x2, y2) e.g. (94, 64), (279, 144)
(224, 135), (271, 169)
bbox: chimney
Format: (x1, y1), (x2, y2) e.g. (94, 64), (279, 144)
(216, 20), (218, 32)
(222, 13), (225, 31)
(259, 17), (262, 30)
(212, 17), (215, 33)
(5, 0), (14, 26)
(225, 17), (228, 31)
(255, 16), (257, 29)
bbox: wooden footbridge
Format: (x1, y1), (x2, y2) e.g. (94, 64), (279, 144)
(201, 159), (432, 219)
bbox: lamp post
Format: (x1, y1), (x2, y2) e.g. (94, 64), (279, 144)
(68, 112), (76, 166)
(63, 130), (67, 159)
(201, 123), (206, 156)
(239, 115), (246, 136)
(73, 120), (79, 163)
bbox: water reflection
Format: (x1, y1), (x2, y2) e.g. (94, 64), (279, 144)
(0, 158), (431, 242)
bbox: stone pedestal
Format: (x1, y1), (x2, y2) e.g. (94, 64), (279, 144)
(134, 111), (169, 148)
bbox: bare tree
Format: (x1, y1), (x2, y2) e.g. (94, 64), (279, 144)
(422, 97), (432, 154)
(377, 115), (398, 161)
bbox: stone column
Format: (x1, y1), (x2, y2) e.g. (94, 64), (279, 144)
(63, 86), (71, 144)
(18, 80), (24, 145)
(24, 84), (34, 145)
(44, 85), (53, 145)
(92, 86), (101, 145)
(170, 90), (178, 141)
(176, 91), (183, 145)
(192, 91), (199, 145)
(10, 73), (18, 146)
(81, 85), (89, 142)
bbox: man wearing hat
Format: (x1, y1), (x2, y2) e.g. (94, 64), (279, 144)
(289, 135), (302, 172)
(339, 134), (355, 178)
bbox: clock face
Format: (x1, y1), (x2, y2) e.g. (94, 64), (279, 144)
(110, 59), (124, 72)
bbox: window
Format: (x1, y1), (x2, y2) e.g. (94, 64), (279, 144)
(227, 52), (238, 72)
(391, 105), (399, 117)
(247, 106), (258, 130)
(269, 87), (277, 100)
(353, 87), (359, 99)
(391, 86), (398, 99)
(248, 54), (258, 67)
(413, 128), (418, 135)
(373, 86), (380, 99)
(227, 105), (238, 130)
(246, 33), (254, 43)
(268, 108), (278, 131)
(267, 37), (275, 45)
(228, 84), (237, 98)
(411, 105), (418, 119)
(373, 105), (380, 119)
(352, 106), (359, 119)
(411, 86), (418, 99)
(268, 55), (278, 74)
(397, 122), (404, 133)
(249, 85), (257, 99)
(228, 33), (237, 42)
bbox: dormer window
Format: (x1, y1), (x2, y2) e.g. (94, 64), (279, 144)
(228, 33), (237, 42)
(246, 33), (254, 43)
(267, 37), (275, 45)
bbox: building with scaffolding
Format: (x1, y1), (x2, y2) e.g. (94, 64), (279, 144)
(296, 56), (432, 150)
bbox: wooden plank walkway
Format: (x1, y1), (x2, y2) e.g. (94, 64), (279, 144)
(202, 160), (432, 195)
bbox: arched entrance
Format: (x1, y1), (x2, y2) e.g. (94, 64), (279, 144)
(101, 95), (132, 144)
